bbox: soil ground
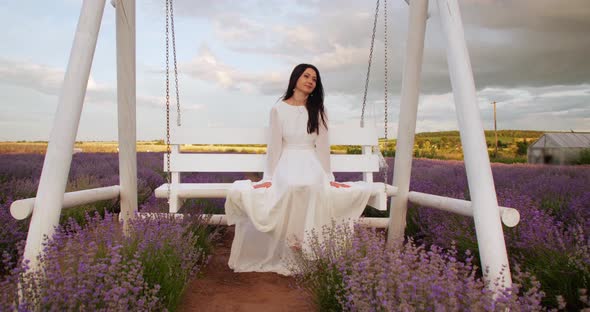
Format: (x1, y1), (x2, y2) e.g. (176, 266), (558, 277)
(178, 226), (316, 312)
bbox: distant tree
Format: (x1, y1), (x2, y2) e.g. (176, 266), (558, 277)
(577, 149), (590, 165)
(346, 146), (362, 154)
(440, 137), (448, 148)
(416, 139), (424, 149)
(497, 140), (508, 148)
(516, 139), (529, 156)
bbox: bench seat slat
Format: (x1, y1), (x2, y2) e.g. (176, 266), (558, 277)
(164, 154), (380, 173)
(155, 183), (233, 198)
(154, 182), (389, 199)
(171, 127), (379, 146)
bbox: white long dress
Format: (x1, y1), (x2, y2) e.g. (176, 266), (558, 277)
(225, 101), (373, 275)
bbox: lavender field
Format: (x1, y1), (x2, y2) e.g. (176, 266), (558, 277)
(1, 152), (589, 310)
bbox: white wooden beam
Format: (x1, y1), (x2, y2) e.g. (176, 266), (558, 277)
(408, 191), (520, 227)
(116, 0), (138, 226)
(10, 186), (121, 220)
(169, 126), (379, 146)
(164, 153), (381, 173)
(436, 0), (512, 290)
(388, 0), (429, 246)
(22, 0), (107, 270)
(154, 183), (398, 199)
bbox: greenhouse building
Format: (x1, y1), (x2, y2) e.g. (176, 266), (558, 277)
(528, 132), (590, 165)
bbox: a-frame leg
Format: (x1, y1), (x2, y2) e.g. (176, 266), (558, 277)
(116, 0), (138, 228)
(22, 0), (107, 270)
(436, 0), (512, 291)
(388, 0), (429, 246)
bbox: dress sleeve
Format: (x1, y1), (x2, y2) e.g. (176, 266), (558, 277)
(262, 106), (282, 181)
(315, 112), (336, 182)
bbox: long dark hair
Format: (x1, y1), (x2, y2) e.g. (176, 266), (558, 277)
(281, 64), (327, 134)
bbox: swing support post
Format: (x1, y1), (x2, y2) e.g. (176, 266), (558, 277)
(22, 0), (107, 269)
(115, 0), (138, 227)
(390, 0), (512, 293)
(436, 0), (512, 290)
(387, 0), (429, 246)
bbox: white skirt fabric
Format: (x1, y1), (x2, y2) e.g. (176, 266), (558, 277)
(225, 148), (374, 275)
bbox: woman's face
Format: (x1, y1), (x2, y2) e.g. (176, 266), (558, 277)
(295, 67), (317, 95)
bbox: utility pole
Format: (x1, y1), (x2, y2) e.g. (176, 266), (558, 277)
(492, 101), (498, 157)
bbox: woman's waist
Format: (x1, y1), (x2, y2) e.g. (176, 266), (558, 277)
(282, 143), (315, 150)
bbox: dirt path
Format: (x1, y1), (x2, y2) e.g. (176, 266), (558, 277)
(178, 226), (316, 312)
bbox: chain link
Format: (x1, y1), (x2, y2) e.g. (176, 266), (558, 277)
(360, 0), (380, 128)
(382, 0), (389, 191)
(383, 0), (388, 142)
(165, 0), (182, 204)
(165, 0), (171, 201)
(166, 0), (172, 200)
(170, 0), (181, 127)
(361, 0), (390, 191)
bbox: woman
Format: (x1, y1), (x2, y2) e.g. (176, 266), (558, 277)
(225, 64), (373, 275)
(255, 64), (350, 190)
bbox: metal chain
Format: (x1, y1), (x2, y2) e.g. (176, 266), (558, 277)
(360, 0), (380, 128)
(360, 0), (389, 191)
(382, 0), (389, 192)
(170, 0), (181, 126)
(383, 0), (388, 143)
(165, 0), (182, 204)
(165, 0), (171, 202)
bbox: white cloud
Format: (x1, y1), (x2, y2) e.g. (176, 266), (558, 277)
(192, 0), (589, 94)
(212, 14), (266, 42)
(311, 44), (367, 70)
(0, 58), (64, 96)
(183, 45), (285, 93)
(538, 87), (590, 99)
(0, 57), (173, 111)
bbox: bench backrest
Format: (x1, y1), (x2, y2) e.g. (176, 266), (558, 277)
(164, 126), (380, 178)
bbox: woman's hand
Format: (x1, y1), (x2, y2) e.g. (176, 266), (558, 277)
(330, 181), (350, 188)
(253, 181), (272, 189)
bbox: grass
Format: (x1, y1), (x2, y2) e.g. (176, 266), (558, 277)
(0, 129), (544, 165)
(513, 246), (589, 308)
(0, 141), (270, 154)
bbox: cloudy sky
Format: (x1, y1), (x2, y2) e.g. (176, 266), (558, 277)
(1, 0), (589, 141)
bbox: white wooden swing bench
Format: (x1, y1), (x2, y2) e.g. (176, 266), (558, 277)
(152, 124), (521, 229)
(153, 125), (395, 228)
